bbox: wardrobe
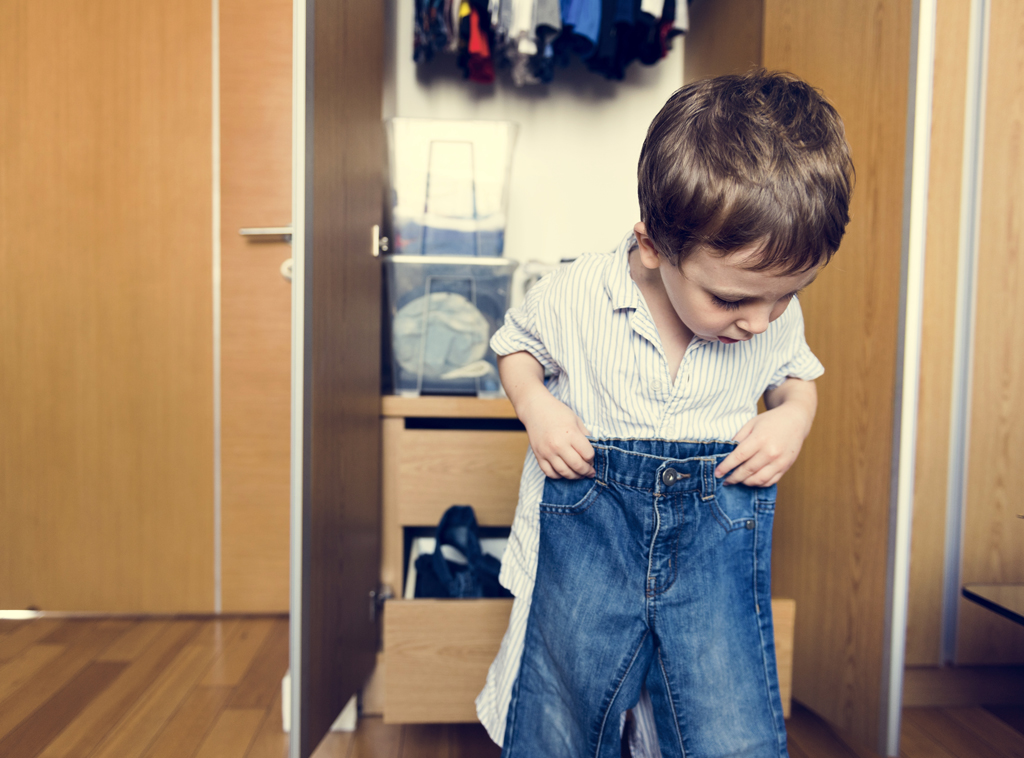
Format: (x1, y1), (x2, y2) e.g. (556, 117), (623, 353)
(290, 1), (932, 756)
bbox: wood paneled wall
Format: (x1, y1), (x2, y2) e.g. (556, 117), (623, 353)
(684, 0), (913, 749)
(0, 2), (215, 611)
(762, 0), (911, 748)
(683, 0), (763, 83)
(220, 0), (293, 612)
(958, 0), (1024, 664)
(905, 0), (972, 668)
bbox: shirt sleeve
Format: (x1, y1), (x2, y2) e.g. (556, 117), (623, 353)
(490, 272), (560, 375)
(766, 297), (824, 390)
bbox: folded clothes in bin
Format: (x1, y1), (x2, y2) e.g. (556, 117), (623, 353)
(383, 255), (518, 396)
(392, 292), (492, 381)
(405, 505), (512, 599)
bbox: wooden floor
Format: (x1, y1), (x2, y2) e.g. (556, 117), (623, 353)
(0, 616), (1022, 758)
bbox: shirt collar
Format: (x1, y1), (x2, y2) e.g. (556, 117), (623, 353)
(607, 231), (714, 349)
(607, 232), (644, 310)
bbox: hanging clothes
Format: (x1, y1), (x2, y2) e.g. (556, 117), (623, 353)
(416, 0), (686, 85)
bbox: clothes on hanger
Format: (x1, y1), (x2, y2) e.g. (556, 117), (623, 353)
(414, 0), (688, 85)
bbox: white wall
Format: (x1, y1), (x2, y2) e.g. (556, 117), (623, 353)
(385, 0), (685, 299)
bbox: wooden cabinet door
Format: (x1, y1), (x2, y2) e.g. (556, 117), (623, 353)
(288, 1), (385, 755)
(687, 1), (925, 755)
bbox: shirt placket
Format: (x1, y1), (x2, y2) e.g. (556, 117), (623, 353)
(657, 338), (708, 437)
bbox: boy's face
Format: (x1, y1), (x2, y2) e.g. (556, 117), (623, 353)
(634, 223), (819, 344)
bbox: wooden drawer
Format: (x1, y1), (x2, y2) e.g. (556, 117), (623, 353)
(378, 598), (795, 723)
(383, 598), (513, 723)
(382, 419), (528, 527)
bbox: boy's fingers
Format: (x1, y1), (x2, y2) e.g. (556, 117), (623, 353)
(551, 456), (580, 479)
(728, 454), (776, 485)
(715, 442), (754, 479)
(538, 458), (559, 479)
(723, 450), (767, 484)
(560, 447), (593, 477)
(576, 435), (595, 461)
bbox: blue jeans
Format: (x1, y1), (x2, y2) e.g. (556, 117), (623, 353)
(501, 439), (789, 758)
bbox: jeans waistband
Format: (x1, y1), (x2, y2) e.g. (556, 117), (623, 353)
(589, 438), (738, 498)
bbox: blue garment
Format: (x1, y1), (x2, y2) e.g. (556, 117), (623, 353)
(501, 439), (789, 758)
(561, 0), (602, 55)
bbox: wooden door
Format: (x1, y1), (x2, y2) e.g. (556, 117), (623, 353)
(0, 0), (215, 612)
(220, 0), (293, 612)
(686, 1), (923, 754)
(289, 0), (385, 755)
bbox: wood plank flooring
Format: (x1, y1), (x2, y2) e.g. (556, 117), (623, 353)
(0, 617), (1021, 758)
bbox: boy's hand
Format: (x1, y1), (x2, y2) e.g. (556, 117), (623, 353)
(714, 378), (817, 487)
(519, 391), (595, 480)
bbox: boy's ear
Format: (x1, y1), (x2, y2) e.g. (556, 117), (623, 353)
(633, 222), (662, 270)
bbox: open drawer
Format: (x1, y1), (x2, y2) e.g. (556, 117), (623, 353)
(381, 597), (796, 723)
(383, 598), (513, 723)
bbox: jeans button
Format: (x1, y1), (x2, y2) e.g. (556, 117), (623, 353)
(662, 468), (678, 486)
(746, 520), (755, 530)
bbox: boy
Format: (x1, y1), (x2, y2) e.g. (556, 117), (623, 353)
(476, 69), (854, 758)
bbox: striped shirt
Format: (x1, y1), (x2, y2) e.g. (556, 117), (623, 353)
(476, 232), (824, 747)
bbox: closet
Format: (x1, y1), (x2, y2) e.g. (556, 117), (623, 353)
(289, 0), (1023, 757)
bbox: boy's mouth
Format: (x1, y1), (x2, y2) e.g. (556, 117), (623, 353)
(718, 336), (739, 344)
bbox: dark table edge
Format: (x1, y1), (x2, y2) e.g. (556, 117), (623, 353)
(962, 585), (1024, 627)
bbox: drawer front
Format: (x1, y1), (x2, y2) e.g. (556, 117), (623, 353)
(384, 426), (529, 526)
(381, 598), (795, 723)
(383, 598), (513, 723)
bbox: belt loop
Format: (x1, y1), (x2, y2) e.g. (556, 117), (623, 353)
(701, 458), (716, 501)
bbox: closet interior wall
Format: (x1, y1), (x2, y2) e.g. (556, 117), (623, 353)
(386, 0), (684, 303)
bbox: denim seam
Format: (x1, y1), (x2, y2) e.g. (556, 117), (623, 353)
(594, 630), (650, 758)
(502, 643), (526, 756)
(539, 479), (606, 514)
(655, 648), (688, 758)
(753, 516), (787, 755)
(645, 493), (662, 598)
(591, 447), (731, 466)
(647, 495), (680, 597)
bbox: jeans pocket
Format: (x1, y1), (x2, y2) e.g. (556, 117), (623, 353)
(709, 481), (760, 531)
(539, 476), (602, 514)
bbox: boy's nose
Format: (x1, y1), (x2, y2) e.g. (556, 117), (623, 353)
(738, 309), (771, 335)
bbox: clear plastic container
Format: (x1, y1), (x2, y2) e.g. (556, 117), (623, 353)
(383, 255), (519, 397)
(385, 118), (518, 256)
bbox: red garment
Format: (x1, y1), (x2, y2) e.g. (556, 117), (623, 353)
(467, 8), (494, 84)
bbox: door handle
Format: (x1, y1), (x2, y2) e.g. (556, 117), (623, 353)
(372, 224), (389, 257)
(240, 226), (293, 242)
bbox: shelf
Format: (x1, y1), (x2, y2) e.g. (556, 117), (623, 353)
(381, 395), (516, 419)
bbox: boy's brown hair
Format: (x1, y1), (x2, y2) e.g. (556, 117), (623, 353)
(637, 69), (854, 274)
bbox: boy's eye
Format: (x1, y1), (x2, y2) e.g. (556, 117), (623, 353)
(712, 295), (741, 311)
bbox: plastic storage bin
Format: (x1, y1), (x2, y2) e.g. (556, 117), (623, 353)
(383, 255), (518, 397)
(386, 118), (517, 256)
